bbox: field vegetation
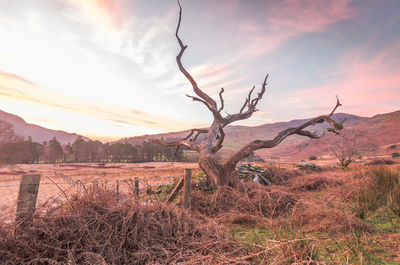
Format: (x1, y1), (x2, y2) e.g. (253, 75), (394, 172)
(1, 163), (399, 264)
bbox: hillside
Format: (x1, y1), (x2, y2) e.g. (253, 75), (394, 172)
(2, 108), (399, 159)
(0, 110), (88, 145)
(121, 111), (400, 160)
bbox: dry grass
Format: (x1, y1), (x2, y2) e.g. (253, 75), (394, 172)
(0, 188), (257, 265)
(191, 182), (297, 220)
(293, 207), (369, 233)
(1, 163), (400, 264)
(0, 162), (200, 223)
(288, 173), (344, 192)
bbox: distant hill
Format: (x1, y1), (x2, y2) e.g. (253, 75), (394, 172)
(2, 107), (399, 160)
(120, 111), (400, 160)
(0, 110), (88, 145)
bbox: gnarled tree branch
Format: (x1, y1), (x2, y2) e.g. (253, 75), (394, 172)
(225, 97), (343, 169)
(176, 1), (218, 112)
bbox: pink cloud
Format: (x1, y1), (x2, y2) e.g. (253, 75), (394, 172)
(269, 0), (357, 33)
(283, 46), (400, 117)
(239, 0), (359, 56)
(190, 64), (233, 80)
(67, 0), (127, 31)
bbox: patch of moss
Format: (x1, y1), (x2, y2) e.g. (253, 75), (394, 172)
(366, 207), (400, 233)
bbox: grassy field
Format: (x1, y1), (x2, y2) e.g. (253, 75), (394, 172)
(1, 162), (399, 264)
(0, 162), (199, 223)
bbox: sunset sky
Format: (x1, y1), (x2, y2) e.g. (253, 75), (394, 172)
(0, 0), (399, 141)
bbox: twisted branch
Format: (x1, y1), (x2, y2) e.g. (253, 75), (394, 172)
(225, 97), (343, 169)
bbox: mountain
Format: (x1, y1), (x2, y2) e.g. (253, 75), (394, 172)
(2, 107), (399, 160)
(0, 110), (88, 145)
(121, 111), (400, 160)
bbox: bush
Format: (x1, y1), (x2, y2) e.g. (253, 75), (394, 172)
(389, 144), (397, 149)
(392, 152), (400, 158)
(308, 155), (317, 161)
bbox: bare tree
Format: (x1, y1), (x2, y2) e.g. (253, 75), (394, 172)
(327, 130), (377, 168)
(152, 3), (344, 186)
(0, 119), (22, 144)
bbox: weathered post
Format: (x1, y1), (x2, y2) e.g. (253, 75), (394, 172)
(165, 177), (184, 203)
(116, 180), (120, 202)
(16, 174), (41, 230)
(183, 168), (192, 209)
(134, 177), (139, 197)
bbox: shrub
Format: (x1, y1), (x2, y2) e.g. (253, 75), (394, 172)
(389, 144), (397, 149)
(308, 155), (317, 161)
(392, 152), (400, 158)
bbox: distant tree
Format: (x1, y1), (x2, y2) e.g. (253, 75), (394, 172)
(0, 120), (22, 143)
(0, 140), (43, 164)
(63, 143), (74, 162)
(47, 137), (63, 163)
(86, 140), (103, 162)
(72, 136), (87, 162)
(392, 152), (400, 158)
(327, 130), (377, 168)
(109, 142), (137, 162)
(389, 144), (397, 149)
(28, 141), (43, 163)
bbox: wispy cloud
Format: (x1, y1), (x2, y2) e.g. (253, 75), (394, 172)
(238, 0), (360, 56)
(0, 71), (206, 134)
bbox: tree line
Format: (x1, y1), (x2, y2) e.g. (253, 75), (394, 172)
(0, 136), (187, 164)
(0, 120), (188, 164)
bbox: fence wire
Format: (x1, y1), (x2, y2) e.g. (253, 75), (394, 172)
(0, 172), (186, 224)
(0, 174), (183, 188)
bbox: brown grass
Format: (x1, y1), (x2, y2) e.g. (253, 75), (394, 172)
(262, 165), (302, 185)
(293, 207), (369, 233)
(0, 188), (260, 265)
(288, 173), (344, 192)
(191, 182), (297, 221)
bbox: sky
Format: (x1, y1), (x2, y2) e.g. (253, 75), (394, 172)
(0, 0), (399, 142)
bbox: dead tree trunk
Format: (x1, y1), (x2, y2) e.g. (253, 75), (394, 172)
(151, 2), (344, 187)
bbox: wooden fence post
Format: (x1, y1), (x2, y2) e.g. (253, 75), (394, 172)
(116, 180), (119, 202)
(16, 174), (41, 229)
(134, 177), (139, 197)
(183, 168), (192, 209)
(165, 177), (184, 203)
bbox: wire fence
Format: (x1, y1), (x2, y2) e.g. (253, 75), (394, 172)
(0, 171), (187, 224)
(0, 174), (183, 188)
